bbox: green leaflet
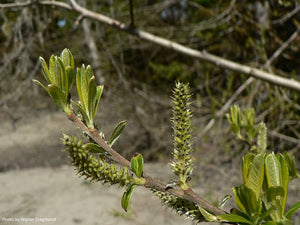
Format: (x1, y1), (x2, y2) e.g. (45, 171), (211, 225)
(108, 120), (127, 147)
(247, 153), (265, 200)
(39, 56), (52, 84)
(131, 153), (143, 178)
(83, 143), (108, 155)
(242, 153), (255, 185)
(47, 84), (71, 115)
(197, 206), (217, 222)
(121, 185), (135, 212)
(218, 195), (232, 208)
(34, 49), (75, 115)
(243, 108), (256, 142)
(285, 201), (300, 219)
(217, 213), (253, 225)
(226, 105), (242, 138)
(75, 65), (103, 129)
(60, 48), (74, 69)
(277, 154), (289, 215)
(233, 185), (260, 216)
(265, 153), (281, 188)
(283, 152), (300, 180)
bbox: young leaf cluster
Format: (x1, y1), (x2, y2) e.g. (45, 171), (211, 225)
(227, 106), (266, 153)
(73, 65), (103, 129)
(33, 49), (75, 115)
(170, 81), (194, 190)
(34, 48), (102, 130)
(219, 105), (300, 225)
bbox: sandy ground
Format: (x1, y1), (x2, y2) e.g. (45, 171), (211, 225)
(0, 164), (196, 225)
(0, 110), (299, 225)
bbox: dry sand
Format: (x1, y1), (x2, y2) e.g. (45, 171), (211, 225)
(0, 111), (299, 225)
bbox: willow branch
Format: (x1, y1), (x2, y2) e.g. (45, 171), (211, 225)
(2, 0), (300, 92)
(67, 111), (225, 216)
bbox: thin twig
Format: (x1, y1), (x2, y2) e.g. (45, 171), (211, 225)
(265, 27), (300, 67)
(272, 4), (300, 25)
(67, 111), (225, 216)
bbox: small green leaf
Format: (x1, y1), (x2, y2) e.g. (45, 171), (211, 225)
(39, 57), (52, 84)
(283, 152), (300, 180)
(285, 201), (300, 219)
(247, 153), (265, 199)
(79, 64), (89, 111)
(121, 185), (135, 212)
(217, 213), (253, 225)
(53, 57), (63, 89)
(218, 195), (232, 208)
(242, 153), (255, 185)
(72, 100), (90, 125)
(233, 186), (247, 214)
(278, 154), (289, 213)
(60, 48), (74, 68)
(227, 105), (242, 138)
(265, 153), (281, 188)
(57, 58), (68, 98)
(83, 143), (109, 155)
(65, 66), (75, 93)
(197, 206), (217, 222)
(47, 84), (70, 115)
(76, 67), (83, 107)
(233, 185), (259, 215)
(131, 153), (144, 178)
(86, 64), (94, 80)
(92, 85), (103, 120)
(108, 120), (128, 147)
(49, 55), (56, 82)
(88, 75), (97, 121)
(32, 79), (48, 92)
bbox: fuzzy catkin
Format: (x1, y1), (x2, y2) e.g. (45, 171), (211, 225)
(62, 134), (131, 186)
(152, 189), (204, 222)
(170, 82), (194, 188)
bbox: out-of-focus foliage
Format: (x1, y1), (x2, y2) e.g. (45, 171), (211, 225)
(1, 0), (300, 159)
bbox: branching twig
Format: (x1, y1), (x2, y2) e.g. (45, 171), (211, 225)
(265, 27), (300, 67)
(2, 0), (300, 91)
(66, 111), (225, 216)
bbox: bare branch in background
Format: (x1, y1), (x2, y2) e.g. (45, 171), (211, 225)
(2, 0), (300, 92)
(266, 27), (300, 68)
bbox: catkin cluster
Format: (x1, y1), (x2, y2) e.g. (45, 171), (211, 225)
(152, 189), (204, 222)
(170, 82), (194, 189)
(62, 134), (131, 186)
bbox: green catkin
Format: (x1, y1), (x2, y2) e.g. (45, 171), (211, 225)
(152, 189), (204, 222)
(62, 134), (131, 186)
(170, 82), (194, 190)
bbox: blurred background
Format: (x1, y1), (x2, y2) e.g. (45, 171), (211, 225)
(0, 0), (300, 224)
